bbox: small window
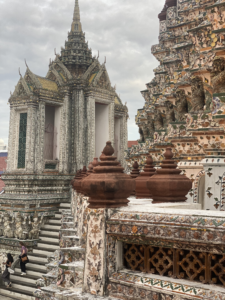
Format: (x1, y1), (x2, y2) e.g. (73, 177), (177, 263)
(75, 24), (78, 30)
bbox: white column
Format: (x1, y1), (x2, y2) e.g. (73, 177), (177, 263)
(59, 93), (70, 174)
(26, 106), (37, 172)
(36, 103), (45, 174)
(120, 114), (128, 167)
(87, 97), (95, 165)
(83, 208), (107, 296)
(108, 102), (114, 146)
(75, 90), (85, 170)
(7, 107), (16, 172)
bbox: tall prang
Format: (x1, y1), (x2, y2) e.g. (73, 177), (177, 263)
(0, 0), (128, 244)
(126, 0), (225, 211)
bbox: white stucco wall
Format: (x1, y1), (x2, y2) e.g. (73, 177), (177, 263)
(114, 117), (121, 159)
(95, 103), (109, 158)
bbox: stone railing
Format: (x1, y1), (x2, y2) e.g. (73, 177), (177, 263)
(124, 243), (225, 286)
(106, 204), (225, 299)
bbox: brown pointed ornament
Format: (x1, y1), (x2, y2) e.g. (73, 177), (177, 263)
(135, 155), (156, 198)
(147, 148), (192, 203)
(130, 161), (140, 196)
(81, 141), (134, 208)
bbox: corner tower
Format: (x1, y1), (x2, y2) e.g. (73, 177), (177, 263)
(0, 0), (128, 235)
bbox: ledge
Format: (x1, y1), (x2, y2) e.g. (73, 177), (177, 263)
(111, 200), (225, 217)
(0, 237), (39, 248)
(109, 270), (225, 299)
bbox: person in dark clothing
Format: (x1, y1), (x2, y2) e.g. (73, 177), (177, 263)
(2, 253), (14, 288)
(19, 242), (28, 275)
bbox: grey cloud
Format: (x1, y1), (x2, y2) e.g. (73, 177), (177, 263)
(0, 0), (165, 145)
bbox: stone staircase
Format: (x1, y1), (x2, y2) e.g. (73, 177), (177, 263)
(0, 202), (70, 300)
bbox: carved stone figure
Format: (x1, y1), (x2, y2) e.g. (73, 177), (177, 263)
(147, 117), (155, 137)
(211, 56), (225, 94)
(3, 213), (14, 238)
(28, 211), (44, 240)
(142, 124), (149, 140)
(154, 110), (164, 130)
(14, 212), (25, 239)
(190, 76), (205, 112)
(165, 101), (175, 124)
(139, 127), (144, 142)
(175, 89), (188, 121)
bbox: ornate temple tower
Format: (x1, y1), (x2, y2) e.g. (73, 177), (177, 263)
(0, 0), (128, 219)
(126, 0), (225, 211)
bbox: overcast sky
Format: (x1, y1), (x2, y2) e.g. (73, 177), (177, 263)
(0, 0), (165, 145)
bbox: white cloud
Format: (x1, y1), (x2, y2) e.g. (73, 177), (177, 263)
(0, 0), (165, 144)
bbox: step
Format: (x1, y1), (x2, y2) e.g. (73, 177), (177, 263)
(41, 224), (61, 230)
(60, 203), (71, 208)
(0, 287), (35, 300)
(27, 254), (48, 264)
(49, 219), (61, 225)
(40, 236), (59, 243)
(59, 208), (71, 213)
(40, 230), (59, 237)
(37, 243), (59, 250)
(38, 239), (59, 246)
(55, 213), (61, 218)
(15, 267), (45, 278)
(33, 248), (55, 256)
(12, 283), (36, 293)
(11, 274), (37, 285)
(26, 262), (47, 271)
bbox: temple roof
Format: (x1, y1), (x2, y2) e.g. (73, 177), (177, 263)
(36, 76), (58, 92)
(23, 68), (59, 92)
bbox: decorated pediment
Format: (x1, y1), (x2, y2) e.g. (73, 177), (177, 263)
(115, 94), (122, 105)
(55, 58), (73, 80)
(92, 66), (112, 91)
(83, 60), (100, 83)
(46, 69), (64, 86)
(47, 57), (72, 83)
(96, 71), (111, 89)
(12, 77), (32, 97)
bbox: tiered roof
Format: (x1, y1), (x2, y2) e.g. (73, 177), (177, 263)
(60, 0), (93, 76)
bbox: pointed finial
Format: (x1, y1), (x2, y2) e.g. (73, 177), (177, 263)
(18, 68), (22, 78)
(104, 56), (106, 64)
(73, 0), (80, 22)
(54, 48), (56, 56)
(72, 0), (82, 32)
(97, 50), (99, 59)
(25, 59), (28, 69)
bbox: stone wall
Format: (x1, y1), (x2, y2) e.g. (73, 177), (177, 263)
(0, 152), (7, 192)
